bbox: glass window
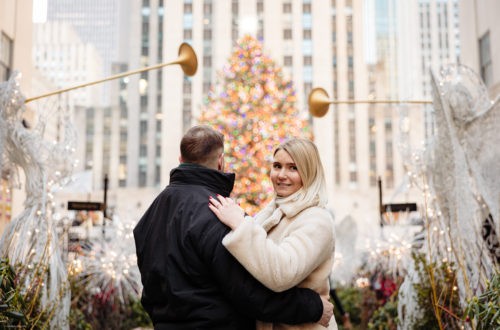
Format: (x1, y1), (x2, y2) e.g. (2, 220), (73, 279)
(203, 55), (212, 66)
(183, 29), (192, 40)
(203, 29), (212, 40)
(203, 82), (211, 93)
(479, 31), (492, 87)
(283, 2), (292, 13)
(302, 40), (313, 55)
(183, 13), (193, 29)
(183, 79), (192, 94)
(304, 82), (313, 98)
(284, 55), (293, 66)
(0, 33), (13, 81)
(232, 0), (238, 14)
(283, 29), (292, 39)
(302, 13), (312, 29)
(303, 29), (312, 39)
(204, 3), (212, 14)
(303, 66), (313, 82)
(257, 0), (264, 13)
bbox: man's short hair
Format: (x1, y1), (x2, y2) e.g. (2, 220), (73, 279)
(180, 125), (224, 166)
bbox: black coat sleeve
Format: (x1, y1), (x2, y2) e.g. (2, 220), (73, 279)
(192, 219), (323, 324)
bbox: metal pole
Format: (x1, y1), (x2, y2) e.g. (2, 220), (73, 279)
(378, 177), (384, 227)
(102, 174), (109, 239)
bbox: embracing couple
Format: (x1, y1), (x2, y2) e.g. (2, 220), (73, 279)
(134, 125), (337, 329)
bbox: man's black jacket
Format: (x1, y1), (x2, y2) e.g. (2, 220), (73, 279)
(133, 164), (322, 329)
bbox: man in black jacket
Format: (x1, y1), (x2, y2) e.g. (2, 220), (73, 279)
(134, 125), (333, 329)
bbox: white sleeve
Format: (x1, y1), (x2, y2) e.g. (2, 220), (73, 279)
(222, 210), (335, 292)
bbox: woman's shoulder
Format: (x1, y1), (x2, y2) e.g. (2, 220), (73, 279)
(298, 205), (331, 216)
(289, 206), (335, 241)
(293, 206), (334, 224)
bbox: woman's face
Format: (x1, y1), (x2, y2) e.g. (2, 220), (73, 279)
(271, 149), (303, 197)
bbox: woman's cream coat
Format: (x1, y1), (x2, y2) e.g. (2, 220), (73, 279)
(222, 199), (337, 330)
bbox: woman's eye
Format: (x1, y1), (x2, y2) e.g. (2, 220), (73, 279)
(290, 166), (298, 170)
(273, 164), (281, 169)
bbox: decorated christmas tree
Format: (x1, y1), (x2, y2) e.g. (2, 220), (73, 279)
(199, 35), (311, 215)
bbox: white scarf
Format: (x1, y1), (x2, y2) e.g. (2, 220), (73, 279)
(254, 188), (321, 233)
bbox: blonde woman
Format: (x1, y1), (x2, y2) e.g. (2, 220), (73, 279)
(209, 138), (337, 330)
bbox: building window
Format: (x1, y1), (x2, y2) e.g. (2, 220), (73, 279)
(304, 83), (313, 100)
(283, 2), (292, 13)
(203, 29), (212, 40)
(203, 82), (211, 93)
(0, 33), (13, 81)
(257, 0), (264, 13)
(183, 79), (192, 94)
(348, 56), (353, 68)
(155, 165), (161, 185)
(348, 81), (354, 99)
(184, 3), (192, 13)
(284, 29), (292, 40)
(303, 3), (311, 13)
(349, 171), (357, 182)
(479, 31), (492, 87)
(303, 56), (312, 66)
(232, 28), (239, 40)
(203, 55), (212, 66)
(303, 29), (312, 39)
(204, 3), (212, 14)
(284, 55), (293, 66)
(139, 168), (147, 187)
(232, 0), (238, 14)
(302, 40), (313, 55)
(334, 112), (340, 185)
(303, 66), (313, 82)
(183, 29), (192, 40)
(139, 145), (147, 157)
(302, 13), (312, 29)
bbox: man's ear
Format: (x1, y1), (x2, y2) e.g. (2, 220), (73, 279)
(179, 155), (183, 163)
(217, 153), (224, 171)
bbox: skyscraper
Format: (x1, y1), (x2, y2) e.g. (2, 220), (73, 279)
(459, 0), (500, 97)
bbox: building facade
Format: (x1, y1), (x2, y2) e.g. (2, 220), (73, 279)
(0, 0), (33, 234)
(459, 0), (500, 97)
(77, 0), (462, 227)
(45, 0), (120, 105)
(100, 0), (429, 226)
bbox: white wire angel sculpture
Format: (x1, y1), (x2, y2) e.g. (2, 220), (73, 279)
(0, 71), (77, 328)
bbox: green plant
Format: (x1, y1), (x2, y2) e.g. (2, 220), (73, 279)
(411, 252), (464, 329)
(368, 298), (398, 330)
(333, 287), (362, 326)
(0, 257), (51, 327)
(333, 286), (379, 329)
(465, 273), (500, 330)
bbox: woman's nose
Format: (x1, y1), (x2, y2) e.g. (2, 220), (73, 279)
(278, 168), (287, 178)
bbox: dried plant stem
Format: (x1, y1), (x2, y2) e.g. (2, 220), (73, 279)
(423, 175), (444, 330)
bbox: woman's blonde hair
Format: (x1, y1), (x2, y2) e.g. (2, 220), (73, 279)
(274, 138), (328, 207)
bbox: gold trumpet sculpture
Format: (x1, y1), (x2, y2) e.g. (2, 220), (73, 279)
(25, 42), (198, 103)
(308, 87), (433, 118)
